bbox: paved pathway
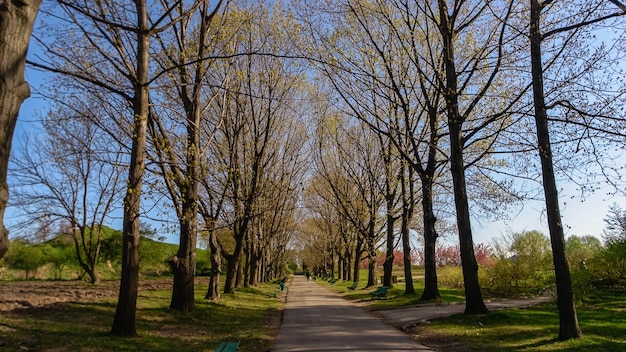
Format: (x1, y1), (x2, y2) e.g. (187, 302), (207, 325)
(271, 276), (433, 351)
(374, 295), (550, 330)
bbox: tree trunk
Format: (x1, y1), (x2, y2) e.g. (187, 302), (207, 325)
(529, 0), (581, 340)
(205, 229), (221, 300)
(352, 239), (363, 283)
(0, 0), (41, 259)
(401, 214), (414, 294)
(248, 245), (260, 286)
(367, 256), (376, 286)
(399, 160), (415, 294)
(224, 219), (246, 293)
(420, 176), (440, 300)
(337, 253), (344, 280)
(382, 209), (396, 287)
(438, 0), (488, 315)
(111, 0), (149, 337)
(169, 211), (197, 312)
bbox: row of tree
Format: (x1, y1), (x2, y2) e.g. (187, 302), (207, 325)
(3, 0), (311, 338)
(1, 0), (625, 342)
(290, 0), (626, 341)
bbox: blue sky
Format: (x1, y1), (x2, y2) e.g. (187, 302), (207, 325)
(8, 3), (625, 246)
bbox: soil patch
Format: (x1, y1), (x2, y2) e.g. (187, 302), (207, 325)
(0, 279), (173, 311)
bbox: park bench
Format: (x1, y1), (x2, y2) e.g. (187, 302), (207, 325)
(347, 281), (358, 290)
(370, 286), (389, 299)
(215, 341), (239, 352)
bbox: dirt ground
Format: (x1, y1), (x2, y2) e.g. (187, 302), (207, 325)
(0, 279), (173, 311)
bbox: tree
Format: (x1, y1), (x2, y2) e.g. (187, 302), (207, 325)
(528, 0), (626, 340)
(0, 0), (41, 259)
(201, 2), (309, 294)
(10, 104), (125, 284)
(30, 0), (212, 336)
(566, 235), (602, 300)
(297, 0), (520, 303)
(603, 203), (626, 244)
(435, 0), (518, 314)
(598, 203), (626, 287)
(148, 0), (226, 314)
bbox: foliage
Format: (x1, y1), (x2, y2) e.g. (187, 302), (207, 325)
(437, 266), (465, 289)
(566, 235), (603, 300)
(4, 241), (46, 279)
(484, 231), (554, 296)
(42, 244), (74, 280)
(594, 241), (626, 288)
(603, 203), (626, 245)
(376, 250), (407, 267)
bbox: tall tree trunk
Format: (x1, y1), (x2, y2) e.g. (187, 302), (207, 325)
(382, 209), (396, 287)
(399, 160), (415, 294)
(401, 212), (414, 294)
(111, 0), (150, 337)
(169, 95), (200, 313)
(248, 245), (259, 286)
(352, 239), (362, 283)
(438, 0), (488, 315)
(420, 176), (440, 300)
(338, 254), (344, 280)
(345, 252), (352, 281)
(0, 0), (41, 259)
(529, 0), (581, 340)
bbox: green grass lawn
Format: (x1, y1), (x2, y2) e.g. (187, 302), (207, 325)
(0, 279), (284, 352)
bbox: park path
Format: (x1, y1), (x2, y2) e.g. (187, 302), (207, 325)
(271, 275), (433, 352)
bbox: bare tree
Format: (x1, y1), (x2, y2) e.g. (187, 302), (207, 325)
(0, 0), (41, 259)
(10, 104), (125, 284)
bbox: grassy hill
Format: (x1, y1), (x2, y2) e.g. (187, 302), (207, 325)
(0, 227), (210, 281)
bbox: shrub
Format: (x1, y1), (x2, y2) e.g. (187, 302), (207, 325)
(484, 230), (554, 297)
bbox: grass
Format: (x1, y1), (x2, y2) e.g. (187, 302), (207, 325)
(321, 270), (626, 351)
(414, 295), (626, 351)
(0, 278), (284, 352)
(319, 269), (466, 310)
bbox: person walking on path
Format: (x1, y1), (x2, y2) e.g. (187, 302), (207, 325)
(272, 275), (432, 351)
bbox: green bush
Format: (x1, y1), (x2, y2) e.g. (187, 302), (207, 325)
(437, 266), (464, 289)
(484, 231), (554, 297)
(5, 243), (46, 279)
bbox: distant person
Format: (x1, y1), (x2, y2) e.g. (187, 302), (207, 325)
(305, 270), (311, 281)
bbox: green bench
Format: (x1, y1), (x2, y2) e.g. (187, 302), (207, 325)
(370, 286), (389, 299)
(347, 281), (358, 290)
(215, 341), (239, 352)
